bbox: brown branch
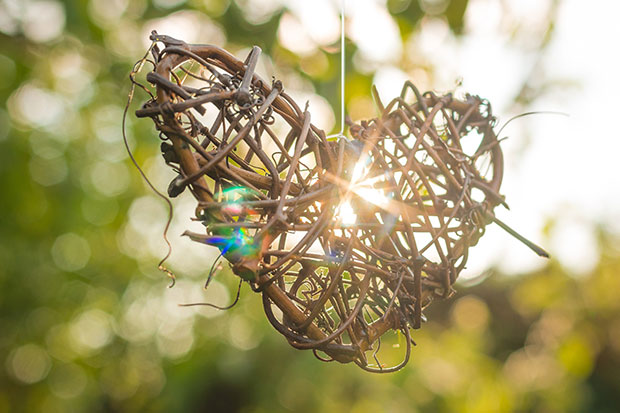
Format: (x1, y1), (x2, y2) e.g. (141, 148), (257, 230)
(131, 32), (536, 372)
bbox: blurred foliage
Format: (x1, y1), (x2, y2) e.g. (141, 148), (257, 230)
(1, 0), (619, 412)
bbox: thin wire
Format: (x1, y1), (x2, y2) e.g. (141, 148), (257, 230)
(179, 279), (244, 310)
(204, 250), (224, 289)
(123, 42), (176, 288)
(327, 0), (346, 140)
(496, 110), (569, 138)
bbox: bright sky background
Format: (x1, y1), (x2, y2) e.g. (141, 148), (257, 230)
(271, 0), (620, 279)
(441, 0), (620, 278)
(278, 0), (620, 279)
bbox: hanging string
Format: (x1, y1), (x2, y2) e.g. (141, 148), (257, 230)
(327, 0), (347, 140)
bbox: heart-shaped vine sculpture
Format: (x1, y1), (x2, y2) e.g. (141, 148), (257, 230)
(132, 32), (546, 372)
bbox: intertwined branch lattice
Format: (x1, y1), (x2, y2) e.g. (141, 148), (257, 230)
(133, 32), (535, 372)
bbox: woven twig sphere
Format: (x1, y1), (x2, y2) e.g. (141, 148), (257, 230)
(135, 32), (510, 371)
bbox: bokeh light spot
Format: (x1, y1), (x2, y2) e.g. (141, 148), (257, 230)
(237, 0), (282, 25)
(70, 309), (114, 354)
(228, 314), (262, 351)
(88, 0), (129, 29)
(81, 197), (119, 226)
(29, 132), (67, 159)
(8, 83), (65, 129)
(6, 344), (51, 384)
(90, 161), (130, 197)
(451, 295), (490, 333)
(22, 1), (66, 43)
(277, 12), (316, 56)
(349, 0), (402, 63)
(51, 233), (91, 272)
(143, 11), (225, 46)
(419, 357), (464, 394)
(29, 155), (68, 186)
(47, 363), (88, 399)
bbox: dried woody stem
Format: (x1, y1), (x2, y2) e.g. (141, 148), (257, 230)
(134, 32), (542, 372)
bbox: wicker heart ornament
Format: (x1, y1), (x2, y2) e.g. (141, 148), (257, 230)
(132, 32), (539, 372)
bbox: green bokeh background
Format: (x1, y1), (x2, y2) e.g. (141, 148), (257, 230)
(1, 0), (620, 412)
